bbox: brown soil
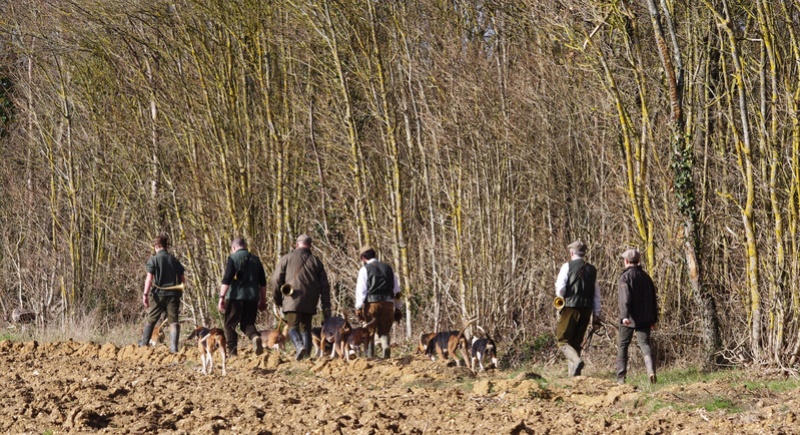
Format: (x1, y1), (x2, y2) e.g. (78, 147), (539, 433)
(0, 339), (797, 434)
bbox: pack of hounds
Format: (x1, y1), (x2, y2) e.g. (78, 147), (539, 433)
(172, 315), (498, 376)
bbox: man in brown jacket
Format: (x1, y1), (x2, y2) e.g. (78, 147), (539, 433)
(616, 248), (658, 384)
(272, 234), (331, 360)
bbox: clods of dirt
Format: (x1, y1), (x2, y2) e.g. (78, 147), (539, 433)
(0, 339), (798, 434)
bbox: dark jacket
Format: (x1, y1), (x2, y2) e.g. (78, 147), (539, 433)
(271, 248), (331, 314)
(365, 260), (395, 302)
(618, 265), (658, 328)
(221, 249), (267, 301)
(565, 259), (597, 309)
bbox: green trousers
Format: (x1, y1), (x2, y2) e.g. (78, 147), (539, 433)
(556, 307), (592, 353)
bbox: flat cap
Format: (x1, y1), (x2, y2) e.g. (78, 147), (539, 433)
(621, 248), (641, 263)
(567, 240), (586, 254)
(358, 245), (374, 257)
(296, 234), (312, 245)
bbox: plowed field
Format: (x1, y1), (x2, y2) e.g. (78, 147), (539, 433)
(0, 339), (797, 434)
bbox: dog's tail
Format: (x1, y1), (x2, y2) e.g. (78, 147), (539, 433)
(457, 317), (478, 341)
(362, 317), (377, 328)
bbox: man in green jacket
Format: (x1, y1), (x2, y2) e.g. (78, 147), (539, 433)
(139, 234), (186, 353)
(218, 237), (268, 356)
(272, 234), (331, 360)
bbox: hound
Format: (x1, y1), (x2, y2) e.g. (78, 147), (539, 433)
(259, 326), (288, 353)
(147, 316), (168, 347)
(425, 318), (477, 367)
(346, 318), (377, 358)
(187, 326), (227, 376)
(417, 332), (437, 354)
(470, 337), (499, 371)
(318, 314), (352, 360)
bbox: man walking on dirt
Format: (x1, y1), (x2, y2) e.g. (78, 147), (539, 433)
(354, 245), (403, 358)
(555, 240), (601, 376)
(139, 234), (186, 353)
(616, 248), (658, 384)
(272, 234), (332, 360)
(218, 237), (268, 356)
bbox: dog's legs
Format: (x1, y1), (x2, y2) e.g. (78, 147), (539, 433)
(329, 340), (337, 359)
(477, 351), (485, 371)
(446, 341), (459, 366)
(436, 345), (446, 363)
(459, 345), (470, 368)
(200, 349), (209, 375)
(220, 347), (227, 376)
(206, 347), (214, 374)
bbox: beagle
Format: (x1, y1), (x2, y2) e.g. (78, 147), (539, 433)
(187, 326), (227, 376)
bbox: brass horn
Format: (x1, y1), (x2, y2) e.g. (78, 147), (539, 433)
(553, 296), (565, 310)
(280, 283), (294, 296)
(154, 283), (186, 291)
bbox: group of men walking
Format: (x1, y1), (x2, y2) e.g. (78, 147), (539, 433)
(555, 240), (659, 384)
(136, 233), (657, 383)
(137, 233), (402, 361)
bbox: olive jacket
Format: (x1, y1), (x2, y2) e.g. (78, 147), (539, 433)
(271, 248), (331, 315)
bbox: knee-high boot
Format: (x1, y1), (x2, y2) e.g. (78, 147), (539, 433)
(289, 329), (307, 360)
(302, 330), (312, 357)
(169, 323), (180, 353)
(644, 354), (657, 384)
(615, 355), (628, 384)
(560, 345), (584, 376)
(365, 339), (375, 358)
(379, 335), (391, 359)
(138, 322), (155, 347)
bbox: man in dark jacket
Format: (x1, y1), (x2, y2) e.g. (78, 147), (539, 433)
(616, 248), (658, 384)
(139, 234), (186, 353)
(272, 234), (331, 360)
(218, 238), (268, 356)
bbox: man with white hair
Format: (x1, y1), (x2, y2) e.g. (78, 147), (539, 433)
(616, 248), (658, 384)
(555, 240), (601, 376)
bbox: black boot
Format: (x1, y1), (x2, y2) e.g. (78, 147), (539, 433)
(169, 323), (180, 353)
(365, 340), (375, 358)
(379, 335), (391, 359)
(289, 329), (307, 361)
(302, 330), (312, 359)
(139, 322), (155, 347)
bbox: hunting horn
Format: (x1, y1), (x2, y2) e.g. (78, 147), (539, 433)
(280, 283), (294, 297)
(553, 296), (565, 310)
(154, 283), (186, 291)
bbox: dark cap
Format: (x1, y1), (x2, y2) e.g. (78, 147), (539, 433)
(567, 240), (586, 254)
(621, 248), (641, 263)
